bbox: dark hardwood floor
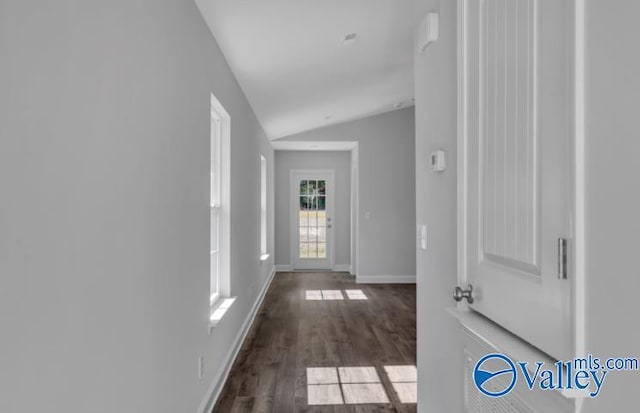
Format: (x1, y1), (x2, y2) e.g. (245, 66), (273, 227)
(212, 271), (416, 413)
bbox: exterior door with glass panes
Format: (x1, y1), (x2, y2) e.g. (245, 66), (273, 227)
(291, 170), (334, 270)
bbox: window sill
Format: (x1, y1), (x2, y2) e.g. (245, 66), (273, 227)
(209, 296), (237, 332)
(260, 253), (270, 262)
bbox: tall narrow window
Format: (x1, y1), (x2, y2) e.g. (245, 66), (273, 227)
(209, 93), (232, 326)
(210, 111), (222, 306)
(260, 155), (268, 260)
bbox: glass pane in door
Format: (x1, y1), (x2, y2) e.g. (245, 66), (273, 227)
(298, 178), (328, 260)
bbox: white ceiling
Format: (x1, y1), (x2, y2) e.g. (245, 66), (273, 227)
(196, 0), (419, 140)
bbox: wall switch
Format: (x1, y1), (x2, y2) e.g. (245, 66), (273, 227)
(198, 355), (204, 380)
(430, 150), (446, 172)
(417, 225), (428, 250)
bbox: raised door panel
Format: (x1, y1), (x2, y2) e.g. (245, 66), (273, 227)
(481, 0), (538, 274)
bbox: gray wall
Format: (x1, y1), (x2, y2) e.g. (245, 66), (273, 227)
(0, 1), (274, 413)
(274, 151), (351, 268)
(414, 1), (463, 412)
(281, 108), (416, 278)
(582, 1), (640, 411)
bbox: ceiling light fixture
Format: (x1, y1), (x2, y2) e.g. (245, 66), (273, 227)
(340, 33), (357, 46)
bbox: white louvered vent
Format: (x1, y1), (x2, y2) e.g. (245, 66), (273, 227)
(465, 357), (535, 413)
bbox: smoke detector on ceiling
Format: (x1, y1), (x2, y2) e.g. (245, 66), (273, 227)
(340, 33), (357, 46)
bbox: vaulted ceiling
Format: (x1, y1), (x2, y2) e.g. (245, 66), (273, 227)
(196, 0), (420, 139)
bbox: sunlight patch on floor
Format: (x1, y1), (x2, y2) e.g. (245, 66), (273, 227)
(384, 365), (418, 404)
(307, 384), (343, 405)
(342, 383), (389, 404)
(338, 367), (379, 383)
(307, 367), (339, 384)
(305, 290), (323, 300)
(306, 366), (390, 405)
(305, 290), (368, 301)
(390, 382), (418, 403)
(345, 289), (368, 300)
(321, 290), (344, 300)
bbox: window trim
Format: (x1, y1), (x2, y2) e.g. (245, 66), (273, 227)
(209, 93), (232, 328)
(260, 155), (268, 261)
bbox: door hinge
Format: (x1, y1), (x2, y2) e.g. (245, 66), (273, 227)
(558, 237), (568, 280)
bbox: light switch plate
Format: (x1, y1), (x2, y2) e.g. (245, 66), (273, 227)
(417, 225), (428, 250)
(430, 150), (446, 172)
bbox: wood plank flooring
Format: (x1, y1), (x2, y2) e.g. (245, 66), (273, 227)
(212, 272), (416, 413)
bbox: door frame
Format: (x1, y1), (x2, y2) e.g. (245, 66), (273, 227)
(455, 0), (586, 358)
(290, 169), (336, 270)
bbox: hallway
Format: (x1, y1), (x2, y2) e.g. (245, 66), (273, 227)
(3, 1), (639, 412)
(213, 272), (416, 412)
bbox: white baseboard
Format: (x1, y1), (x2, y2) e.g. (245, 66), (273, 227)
(332, 264), (352, 273)
(198, 267), (277, 413)
(276, 264), (353, 273)
(356, 275), (416, 284)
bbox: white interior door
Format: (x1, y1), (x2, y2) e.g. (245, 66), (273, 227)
(461, 0), (573, 361)
(291, 170), (334, 270)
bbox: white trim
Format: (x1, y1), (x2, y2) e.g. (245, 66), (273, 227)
(260, 155), (268, 256)
(275, 264), (352, 273)
(332, 264), (352, 273)
(350, 145), (359, 277)
(210, 93), (231, 298)
(456, 0), (469, 306)
(198, 267), (277, 413)
(573, 4), (586, 411)
(356, 275), (416, 284)
(209, 296), (237, 328)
